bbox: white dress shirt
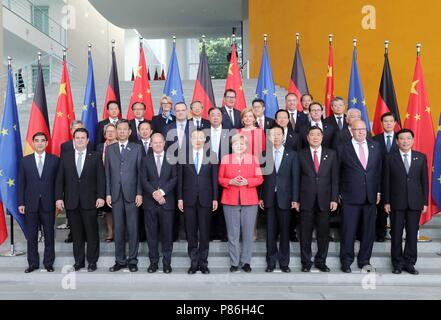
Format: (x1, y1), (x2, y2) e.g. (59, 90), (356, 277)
(225, 107), (235, 124)
(399, 149), (412, 168)
(109, 117), (119, 125)
(383, 131), (394, 147)
(193, 149), (203, 174)
(351, 139), (369, 162)
(210, 125), (222, 153)
(310, 120), (323, 130)
(119, 141), (128, 153)
(154, 151), (166, 195)
(34, 151), (46, 168)
(310, 146), (322, 165)
(193, 117), (202, 128)
(141, 138), (151, 151)
(75, 149), (86, 172)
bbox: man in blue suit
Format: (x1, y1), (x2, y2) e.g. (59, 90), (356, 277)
(338, 119), (382, 273)
(19, 132), (59, 273)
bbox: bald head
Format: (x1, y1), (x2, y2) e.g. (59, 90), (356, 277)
(351, 119), (367, 142)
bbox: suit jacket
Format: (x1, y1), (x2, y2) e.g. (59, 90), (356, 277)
(95, 119), (111, 147)
(137, 140), (153, 157)
(188, 118), (211, 130)
(327, 115), (349, 148)
(338, 139), (382, 205)
(105, 142), (142, 203)
(163, 121), (192, 162)
(382, 150), (428, 211)
(55, 150), (105, 210)
(205, 127), (235, 164)
(283, 128), (302, 152)
(177, 150), (219, 207)
(257, 117), (275, 131)
(372, 133), (399, 156)
(60, 140), (94, 155)
(287, 110), (309, 132)
(221, 107), (242, 129)
(19, 153), (59, 212)
(151, 114), (175, 134)
(298, 147), (339, 211)
(298, 119), (336, 149)
(129, 118), (144, 143)
(141, 152), (177, 210)
(261, 148), (299, 210)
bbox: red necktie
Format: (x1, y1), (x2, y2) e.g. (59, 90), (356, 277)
(313, 150), (320, 174)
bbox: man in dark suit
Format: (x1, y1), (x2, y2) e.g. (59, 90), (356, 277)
(300, 94), (313, 118)
(285, 93), (308, 132)
(260, 126), (299, 273)
(275, 109), (302, 152)
(325, 96), (347, 135)
(221, 89), (242, 129)
(55, 128), (105, 272)
(105, 119), (143, 272)
(205, 107), (232, 241)
(129, 102), (146, 143)
(372, 112), (399, 242)
(383, 129), (428, 275)
(19, 132), (59, 273)
(151, 95), (175, 134)
(252, 99), (274, 131)
(298, 102), (335, 149)
(138, 120), (153, 157)
(189, 101), (210, 130)
(60, 120), (95, 154)
(178, 130), (218, 274)
(338, 119), (382, 273)
(298, 126), (339, 272)
(141, 133), (177, 273)
(95, 101), (120, 147)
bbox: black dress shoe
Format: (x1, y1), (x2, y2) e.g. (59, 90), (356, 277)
(45, 266), (54, 272)
(341, 266), (352, 273)
(109, 263), (126, 272)
(88, 263), (97, 272)
(265, 266), (274, 273)
(242, 263), (252, 273)
(163, 266), (172, 273)
(229, 266), (239, 273)
(147, 264), (158, 273)
(392, 268), (402, 274)
(25, 266), (38, 273)
(128, 264), (138, 272)
(301, 266), (311, 272)
(73, 263), (85, 271)
(290, 234), (299, 242)
(316, 264), (330, 272)
(64, 237), (73, 243)
(280, 266), (291, 273)
(200, 267), (210, 274)
(404, 265), (419, 275)
(187, 267), (198, 274)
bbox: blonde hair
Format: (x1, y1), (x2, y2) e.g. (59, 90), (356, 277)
(160, 95), (173, 105)
(240, 107), (257, 126)
(231, 133), (248, 146)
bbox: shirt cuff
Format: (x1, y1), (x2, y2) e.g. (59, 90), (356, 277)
(160, 189), (165, 196)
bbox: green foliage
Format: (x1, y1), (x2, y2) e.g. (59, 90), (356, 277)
(202, 37), (242, 79)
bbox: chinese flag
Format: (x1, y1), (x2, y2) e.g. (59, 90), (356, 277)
(25, 62), (51, 155)
(324, 42), (334, 117)
(404, 54), (439, 225)
(127, 46), (154, 120)
(225, 43), (246, 111)
(52, 60), (75, 156)
(372, 50), (401, 135)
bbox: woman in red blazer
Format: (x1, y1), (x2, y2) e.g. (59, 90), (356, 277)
(218, 133), (263, 273)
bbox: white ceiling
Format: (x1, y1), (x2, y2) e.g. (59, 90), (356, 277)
(88, 0), (247, 38)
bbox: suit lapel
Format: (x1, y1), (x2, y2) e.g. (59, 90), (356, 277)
(393, 151), (407, 175)
(347, 142), (365, 170)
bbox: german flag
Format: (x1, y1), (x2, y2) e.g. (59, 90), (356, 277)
(192, 42), (215, 119)
(102, 43), (121, 120)
(24, 60), (51, 155)
(288, 34), (309, 111)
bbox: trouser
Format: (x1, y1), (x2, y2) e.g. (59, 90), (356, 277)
(113, 197), (139, 265)
(184, 203), (211, 268)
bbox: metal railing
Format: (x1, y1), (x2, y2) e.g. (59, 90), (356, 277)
(2, 0), (67, 47)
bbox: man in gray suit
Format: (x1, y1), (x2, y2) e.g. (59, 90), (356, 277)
(105, 119), (143, 272)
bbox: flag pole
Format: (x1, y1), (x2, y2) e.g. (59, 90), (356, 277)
(0, 57), (25, 257)
(384, 40), (389, 55)
(296, 32), (299, 46)
(264, 33), (267, 45)
(329, 33), (333, 45)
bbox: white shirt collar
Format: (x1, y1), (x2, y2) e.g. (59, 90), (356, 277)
(119, 141), (128, 148)
(273, 145), (284, 154)
(399, 149), (412, 158)
(352, 138), (366, 145)
(384, 131), (394, 138)
(310, 146), (322, 154)
(34, 152), (46, 161)
(75, 148), (87, 155)
(142, 138), (150, 144)
(154, 151), (164, 158)
(109, 117), (118, 124)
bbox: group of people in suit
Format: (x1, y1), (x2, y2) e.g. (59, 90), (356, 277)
(17, 89), (428, 276)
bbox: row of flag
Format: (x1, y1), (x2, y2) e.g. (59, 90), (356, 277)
(0, 35), (441, 245)
(132, 67), (165, 81)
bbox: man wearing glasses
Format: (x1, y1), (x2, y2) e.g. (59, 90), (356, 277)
(338, 119), (382, 273)
(221, 89), (242, 129)
(151, 96), (176, 134)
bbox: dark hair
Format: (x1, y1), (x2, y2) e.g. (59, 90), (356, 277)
(307, 126), (323, 135)
(32, 132), (48, 141)
(309, 102), (323, 111)
(381, 112), (396, 122)
(190, 100), (203, 109)
(300, 94), (313, 102)
(73, 127), (89, 138)
(191, 128), (206, 137)
(106, 100), (120, 110)
(396, 128), (414, 139)
(331, 96), (345, 106)
(208, 107), (222, 115)
(116, 119), (130, 128)
(174, 102), (187, 109)
(252, 98), (265, 107)
(138, 120), (152, 131)
(275, 109), (289, 119)
(224, 89), (236, 97)
(131, 101), (146, 110)
(270, 125), (284, 134)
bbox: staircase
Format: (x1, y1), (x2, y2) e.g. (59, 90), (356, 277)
(16, 79), (288, 141)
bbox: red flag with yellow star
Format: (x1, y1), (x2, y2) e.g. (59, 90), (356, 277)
(127, 45), (154, 120)
(225, 42), (246, 111)
(52, 60), (75, 157)
(324, 41), (334, 117)
(404, 53), (439, 224)
(25, 61), (51, 155)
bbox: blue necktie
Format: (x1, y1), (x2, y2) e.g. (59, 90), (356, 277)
(194, 152), (200, 174)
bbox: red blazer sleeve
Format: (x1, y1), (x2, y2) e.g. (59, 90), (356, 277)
(218, 155), (231, 188)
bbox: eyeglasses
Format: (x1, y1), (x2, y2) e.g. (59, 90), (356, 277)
(225, 96), (236, 99)
(352, 128), (367, 131)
